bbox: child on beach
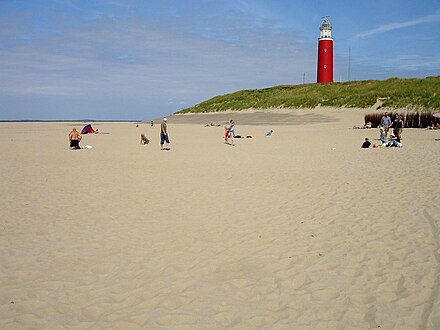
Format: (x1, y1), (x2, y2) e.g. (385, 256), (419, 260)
(224, 125), (230, 143)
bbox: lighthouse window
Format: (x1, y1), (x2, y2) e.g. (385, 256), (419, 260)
(324, 48), (327, 52)
(324, 65), (327, 69)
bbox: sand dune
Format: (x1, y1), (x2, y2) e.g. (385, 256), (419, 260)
(1, 109), (440, 328)
(154, 108), (341, 126)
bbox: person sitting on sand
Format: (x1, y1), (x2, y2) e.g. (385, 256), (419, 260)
(140, 134), (149, 144)
(353, 122), (372, 129)
(361, 137), (371, 148)
(379, 126), (387, 144)
(68, 128), (81, 149)
(427, 121), (436, 130)
(386, 135), (402, 148)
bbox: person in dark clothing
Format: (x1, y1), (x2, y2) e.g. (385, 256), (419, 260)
(391, 114), (404, 141)
(160, 118), (170, 150)
(361, 137), (371, 148)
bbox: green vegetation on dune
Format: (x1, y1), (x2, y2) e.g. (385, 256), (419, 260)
(177, 76), (440, 113)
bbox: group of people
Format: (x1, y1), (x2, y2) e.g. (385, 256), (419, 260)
(380, 112), (404, 141)
(140, 118), (170, 150)
(69, 111), (410, 151)
(140, 118), (170, 149)
(145, 118), (238, 150)
(361, 112), (404, 148)
(361, 134), (402, 148)
(69, 117), (275, 151)
(68, 118), (171, 151)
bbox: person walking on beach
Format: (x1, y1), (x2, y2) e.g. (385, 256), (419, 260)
(151, 120), (154, 128)
(380, 112), (392, 136)
(160, 118), (170, 150)
(391, 114), (404, 141)
(68, 128), (81, 149)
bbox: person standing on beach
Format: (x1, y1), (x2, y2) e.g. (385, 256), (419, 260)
(380, 112), (392, 136)
(228, 120), (235, 146)
(160, 118), (170, 150)
(68, 128), (81, 149)
(151, 120), (154, 128)
(224, 120), (235, 145)
(391, 114), (404, 141)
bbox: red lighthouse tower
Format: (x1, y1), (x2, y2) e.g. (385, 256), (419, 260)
(317, 16), (333, 83)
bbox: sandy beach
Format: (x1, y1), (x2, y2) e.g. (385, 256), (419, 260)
(1, 108), (440, 329)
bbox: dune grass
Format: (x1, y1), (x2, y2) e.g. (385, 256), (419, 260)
(177, 76), (440, 113)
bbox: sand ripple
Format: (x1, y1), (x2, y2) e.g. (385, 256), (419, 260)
(1, 119), (439, 328)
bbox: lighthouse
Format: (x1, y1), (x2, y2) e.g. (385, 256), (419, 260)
(317, 16), (333, 83)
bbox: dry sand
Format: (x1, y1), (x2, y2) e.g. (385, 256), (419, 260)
(1, 108), (440, 329)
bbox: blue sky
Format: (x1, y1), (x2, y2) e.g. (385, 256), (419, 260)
(1, 0), (439, 120)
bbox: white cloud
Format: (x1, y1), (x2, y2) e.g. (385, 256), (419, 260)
(2, 86), (84, 96)
(353, 12), (440, 39)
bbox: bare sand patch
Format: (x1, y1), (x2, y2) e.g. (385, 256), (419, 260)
(153, 107), (366, 126)
(1, 111), (439, 328)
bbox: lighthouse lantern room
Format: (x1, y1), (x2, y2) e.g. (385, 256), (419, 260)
(317, 16), (334, 83)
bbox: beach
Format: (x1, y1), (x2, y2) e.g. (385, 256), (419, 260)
(1, 108), (439, 329)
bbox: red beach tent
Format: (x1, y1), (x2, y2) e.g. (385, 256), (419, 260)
(81, 124), (95, 134)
